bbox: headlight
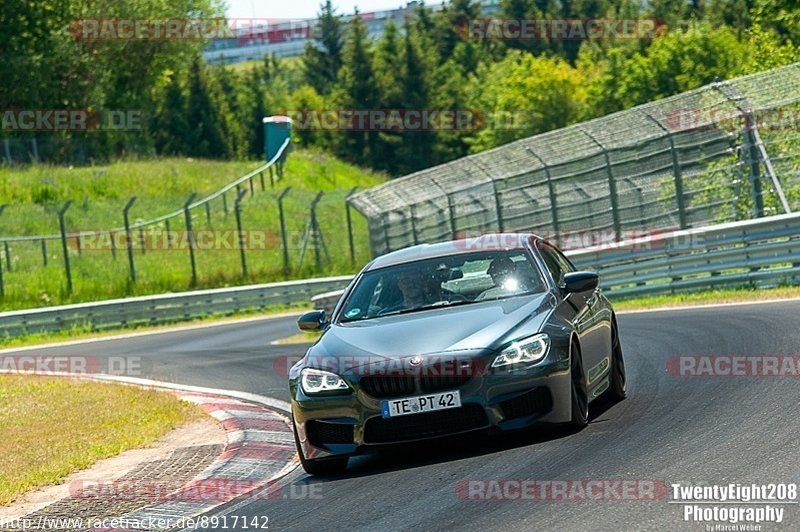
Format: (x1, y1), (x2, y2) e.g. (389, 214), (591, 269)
(492, 333), (550, 368)
(300, 368), (350, 394)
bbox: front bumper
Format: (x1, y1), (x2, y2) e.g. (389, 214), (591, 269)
(290, 349), (572, 461)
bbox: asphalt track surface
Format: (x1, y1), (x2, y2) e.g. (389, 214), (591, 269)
(5, 300), (800, 531)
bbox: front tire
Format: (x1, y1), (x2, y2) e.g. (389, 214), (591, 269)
(567, 341), (589, 430)
(293, 421), (348, 476)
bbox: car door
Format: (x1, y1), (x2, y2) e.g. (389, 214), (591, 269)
(538, 242), (607, 386)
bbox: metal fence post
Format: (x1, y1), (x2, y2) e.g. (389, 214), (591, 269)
(446, 193), (457, 239)
(41, 239), (47, 267)
(259, 171), (265, 191)
(2, 242), (9, 272)
(409, 206), (420, 245)
(222, 192), (228, 216)
(184, 194), (198, 286)
(205, 202), (212, 225)
(742, 115), (765, 218)
(310, 192), (323, 271)
(345, 187), (358, 264)
(668, 135), (688, 229)
(58, 200), (73, 294)
(645, 113), (688, 229)
(580, 128), (621, 241)
(234, 189), (249, 279)
(490, 181), (505, 233)
(109, 231), (116, 260)
(526, 148), (559, 234)
(277, 187), (291, 275)
(123, 197), (137, 282)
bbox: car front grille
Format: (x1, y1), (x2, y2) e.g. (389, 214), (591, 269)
(306, 420), (355, 446)
(498, 387), (553, 420)
(363, 403), (489, 444)
(360, 359), (476, 398)
(360, 375), (416, 398)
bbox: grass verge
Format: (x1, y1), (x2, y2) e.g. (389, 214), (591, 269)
(0, 375), (202, 505)
(0, 149), (381, 311)
(612, 285), (800, 311)
(271, 331), (322, 345)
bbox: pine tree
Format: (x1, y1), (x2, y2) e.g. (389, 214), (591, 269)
(302, 0), (344, 95)
(152, 75), (190, 155)
(186, 56), (228, 158)
(334, 9), (378, 164)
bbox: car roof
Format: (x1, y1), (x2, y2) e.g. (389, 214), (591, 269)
(365, 233), (540, 271)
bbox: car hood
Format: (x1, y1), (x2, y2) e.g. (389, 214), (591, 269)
(306, 293), (553, 367)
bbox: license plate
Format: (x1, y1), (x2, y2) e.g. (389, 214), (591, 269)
(381, 390), (461, 418)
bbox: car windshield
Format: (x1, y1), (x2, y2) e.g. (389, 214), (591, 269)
(339, 250), (546, 322)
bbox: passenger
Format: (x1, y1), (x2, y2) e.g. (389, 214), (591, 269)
(476, 256), (527, 300)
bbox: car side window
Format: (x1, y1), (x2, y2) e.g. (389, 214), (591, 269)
(538, 245), (565, 286)
(552, 247), (575, 276)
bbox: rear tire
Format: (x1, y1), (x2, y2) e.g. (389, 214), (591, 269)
(293, 420), (349, 476)
(605, 321), (627, 402)
(567, 341), (589, 430)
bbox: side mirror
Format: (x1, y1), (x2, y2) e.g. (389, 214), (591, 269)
(297, 309), (327, 331)
(563, 271), (599, 293)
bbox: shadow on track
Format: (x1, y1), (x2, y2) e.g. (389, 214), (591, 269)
(303, 397), (626, 482)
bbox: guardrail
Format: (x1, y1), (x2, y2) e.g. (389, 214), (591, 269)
(2, 212), (798, 340)
(0, 275), (351, 339)
(566, 211), (800, 297)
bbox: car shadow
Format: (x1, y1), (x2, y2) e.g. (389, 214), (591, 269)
(312, 398), (625, 481)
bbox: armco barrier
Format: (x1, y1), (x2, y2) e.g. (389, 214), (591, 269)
(0, 275), (352, 339)
(567, 211), (800, 297)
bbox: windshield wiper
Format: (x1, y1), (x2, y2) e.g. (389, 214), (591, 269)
(377, 299), (478, 318)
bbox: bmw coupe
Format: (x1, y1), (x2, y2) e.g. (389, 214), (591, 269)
(288, 233), (626, 475)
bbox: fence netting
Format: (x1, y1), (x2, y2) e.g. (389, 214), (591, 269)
(349, 62), (800, 255)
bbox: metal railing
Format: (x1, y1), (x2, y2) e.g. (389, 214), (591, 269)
(566, 211), (800, 298)
(0, 275), (351, 339)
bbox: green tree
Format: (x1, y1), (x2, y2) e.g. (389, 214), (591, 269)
(152, 75), (190, 155)
(302, 0), (345, 95)
(332, 10), (379, 165)
(584, 22), (747, 112)
(186, 56), (228, 158)
(466, 51), (587, 152)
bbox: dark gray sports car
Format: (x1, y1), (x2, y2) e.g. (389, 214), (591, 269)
(288, 233), (626, 475)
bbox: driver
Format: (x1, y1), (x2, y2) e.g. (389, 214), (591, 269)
(396, 269), (430, 308)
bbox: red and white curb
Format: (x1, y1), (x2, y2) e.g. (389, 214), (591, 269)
(0, 371), (299, 529)
(117, 391), (298, 528)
